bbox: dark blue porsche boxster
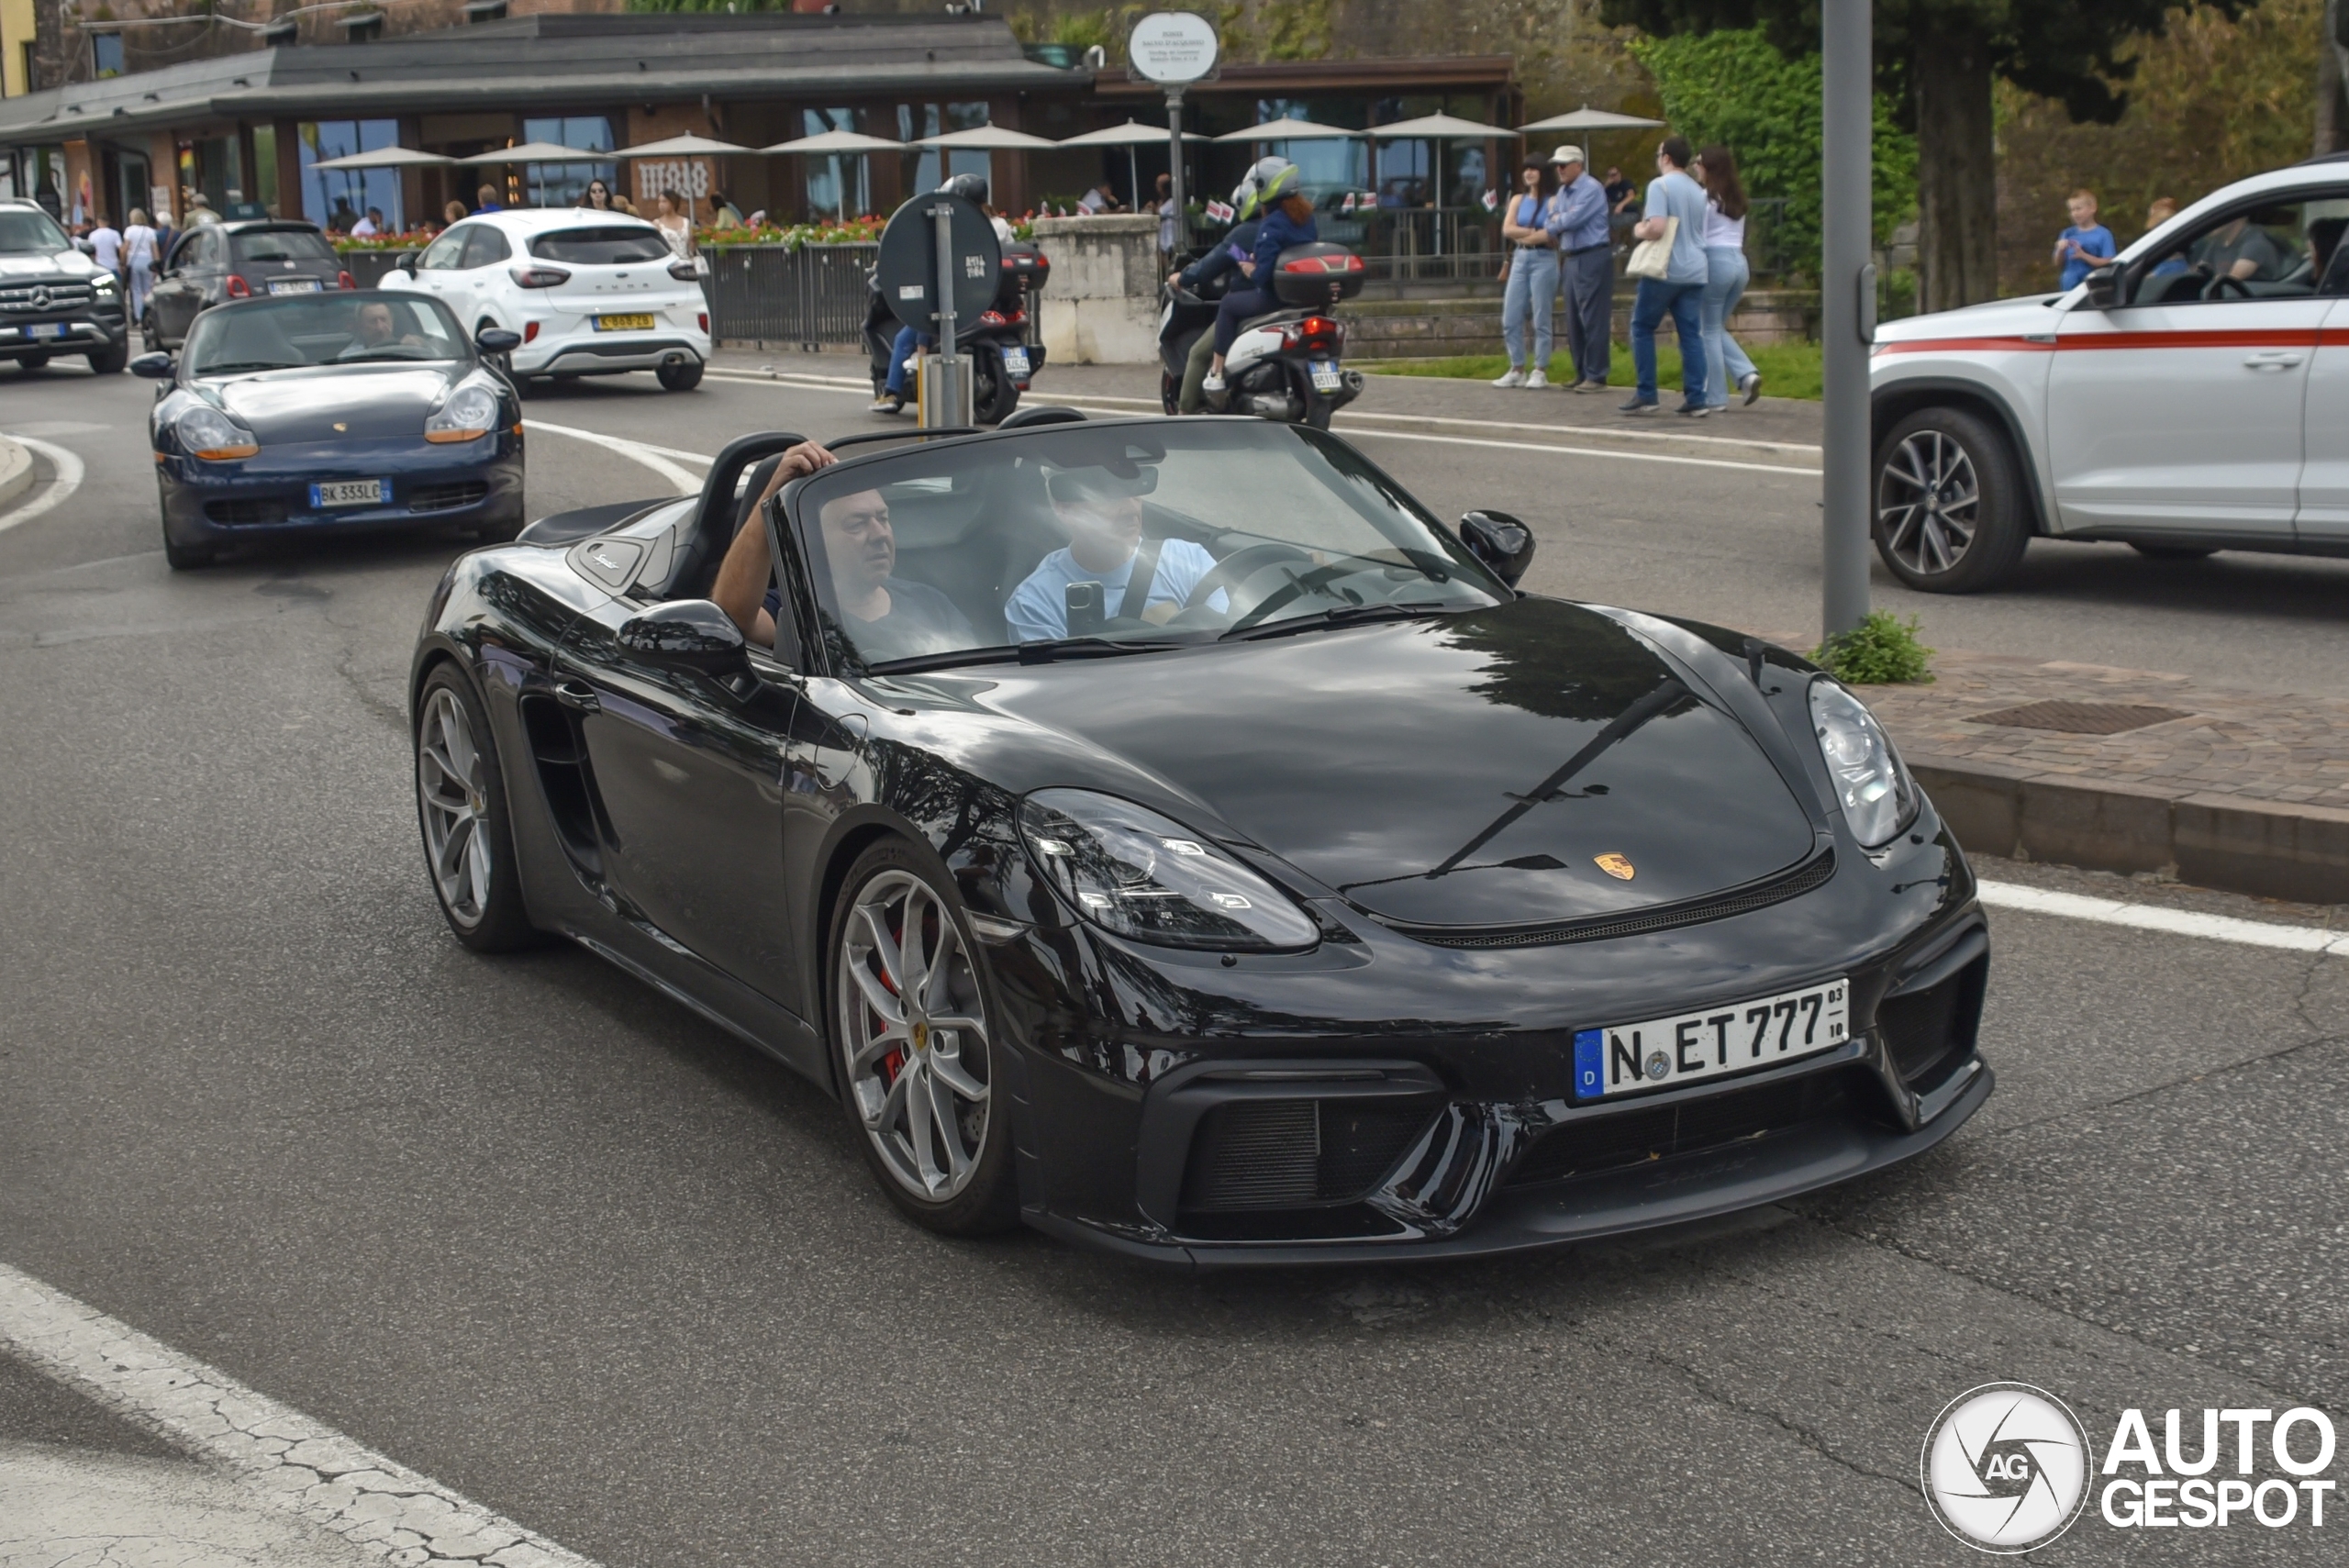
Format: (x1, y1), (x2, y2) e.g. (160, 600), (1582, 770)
(139, 291), (524, 570)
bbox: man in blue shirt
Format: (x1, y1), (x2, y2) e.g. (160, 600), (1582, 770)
(2054, 190), (2116, 292)
(1007, 468), (1224, 640)
(1542, 146), (1612, 393)
(1622, 135), (1713, 417)
(1202, 158), (1316, 395)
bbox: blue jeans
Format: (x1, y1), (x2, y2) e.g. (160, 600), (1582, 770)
(1700, 247), (1757, 407)
(1630, 277), (1706, 403)
(884, 324), (932, 396)
(1500, 245), (1558, 370)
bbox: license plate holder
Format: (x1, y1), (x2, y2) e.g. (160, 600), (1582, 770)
(1001, 346), (1030, 379)
(267, 278), (321, 295)
(309, 478), (392, 509)
(1308, 359), (1341, 393)
(595, 313), (656, 332)
(28, 322), (69, 340)
(1573, 978), (1850, 1100)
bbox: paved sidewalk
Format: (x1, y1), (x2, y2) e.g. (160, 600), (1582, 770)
(0, 1441), (381, 1568)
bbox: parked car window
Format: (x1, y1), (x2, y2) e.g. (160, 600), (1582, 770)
(0, 206), (69, 253)
(418, 228), (469, 271)
(528, 226), (670, 264)
(232, 228), (337, 264)
(184, 293), (468, 373)
(785, 421), (1508, 672)
(2128, 194), (2349, 304)
(459, 226), (512, 269)
(169, 228), (217, 272)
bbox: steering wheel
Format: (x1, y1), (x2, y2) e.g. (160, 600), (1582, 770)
(1184, 541), (1317, 614)
(2202, 272), (2253, 301)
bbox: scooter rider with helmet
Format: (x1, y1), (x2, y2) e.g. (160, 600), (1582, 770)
(1201, 157), (1316, 397)
(1166, 173), (1264, 413)
(871, 172), (1018, 415)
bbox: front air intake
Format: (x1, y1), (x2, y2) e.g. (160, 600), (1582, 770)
(1180, 1098), (1438, 1212)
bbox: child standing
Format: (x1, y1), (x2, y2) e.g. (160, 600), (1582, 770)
(2053, 190), (2116, 291)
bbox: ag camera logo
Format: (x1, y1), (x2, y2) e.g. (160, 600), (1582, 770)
(1921, 1383), (2091, 1552)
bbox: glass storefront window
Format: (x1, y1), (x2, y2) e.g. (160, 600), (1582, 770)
(298, 120), (404, 232)
(522, 116), (616, 209)
(899, 101), (990, 194)
(802, 107), (869, 221)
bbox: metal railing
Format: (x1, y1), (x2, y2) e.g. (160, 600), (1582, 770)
(699, 241), (877, 349)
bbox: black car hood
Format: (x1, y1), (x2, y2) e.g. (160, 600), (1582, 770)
(207, 363), (462, 443)
(981, 598), (1820, 931)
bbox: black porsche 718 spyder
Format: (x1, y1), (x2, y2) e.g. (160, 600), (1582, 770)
(409, 412), (1990, 1265)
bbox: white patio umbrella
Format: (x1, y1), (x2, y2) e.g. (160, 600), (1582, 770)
(910, 125), (1058, 150)
(1368, 115), (1517, 249)
(307, 146), (455, 170)
(459, 142), (599, 164)
(1212, 118), (1362, 142)
(1058, 119), (1209, 211)
(612, 133), (757, 158)
(1519, 105), (1666, 133)
(762, 129), (905, 221)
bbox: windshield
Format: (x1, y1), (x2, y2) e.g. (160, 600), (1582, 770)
(231, 228), (337, 264)
(785, 420), (1508, 673)
(529, 226), (670, 264)
(0, 207), (70, 255)
(184, 292), (467, 374)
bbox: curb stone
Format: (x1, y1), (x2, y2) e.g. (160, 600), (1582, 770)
(0, 436), (33, 512)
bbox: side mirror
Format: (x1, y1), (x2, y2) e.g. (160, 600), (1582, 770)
(1460, 510), (1534, 587)
(130, 350), (174, 379)
(393, 250), (419, 272)
(618, 598), (747, 674)
(2083, 263), (2121, 308)
(475, 327), (522, 353)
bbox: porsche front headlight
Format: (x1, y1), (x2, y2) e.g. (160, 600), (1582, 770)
(426, 382), (501, 443)
(1809, 678), (1916, 848)
(1019, 788), (1319, 951)
(174, 404), (258, 461)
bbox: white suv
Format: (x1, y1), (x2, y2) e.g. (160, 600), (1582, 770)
(382, 209), (708, 394)
(1870, 160), (2349, 591)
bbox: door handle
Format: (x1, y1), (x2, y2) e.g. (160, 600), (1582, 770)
(552, 678), (601, 713)
(2243, 350), (2304, 369)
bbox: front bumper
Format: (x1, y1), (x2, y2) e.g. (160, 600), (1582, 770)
(0, 304), (128, 359)
(158, 429), (524, 545)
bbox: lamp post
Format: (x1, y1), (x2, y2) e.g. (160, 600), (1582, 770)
(1820, 0), (1873, 642)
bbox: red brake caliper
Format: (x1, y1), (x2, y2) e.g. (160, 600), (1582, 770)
(874, 906), (906, 1084)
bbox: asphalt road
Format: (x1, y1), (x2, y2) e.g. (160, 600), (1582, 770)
(2, 355), (2344, 1565)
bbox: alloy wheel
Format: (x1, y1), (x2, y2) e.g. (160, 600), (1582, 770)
(1877, 429), (1981, 577)
(837, 869), (991, 1201)
(417, 686), (493, 929)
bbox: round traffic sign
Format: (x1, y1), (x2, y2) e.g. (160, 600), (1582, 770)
(873, 193), (1002, 336)
(1129, 12), (1219, 85)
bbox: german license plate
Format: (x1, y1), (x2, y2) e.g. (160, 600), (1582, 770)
(1001, 346), (1030, 379)
(596, 313), (655, 332)
(1308, 359), (1341, 393)
(28, 322), (68, 339)
(1574, 978), (1849, 1100)
(267, 278), (321, 295)
(309, 478), (391, 509)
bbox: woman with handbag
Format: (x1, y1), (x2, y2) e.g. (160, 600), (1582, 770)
(1620, 135), (1714, 417)
(1492, 161), (1558, 388)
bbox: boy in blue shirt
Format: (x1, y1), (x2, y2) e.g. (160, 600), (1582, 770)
(2054, 190), (2116, 292)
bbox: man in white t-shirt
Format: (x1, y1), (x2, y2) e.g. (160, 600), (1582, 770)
(1006, 468), (1224, 641)
(1621, 133), (1713, 417)
(350, 207), (383, 238)
(88, 217), (122, 275)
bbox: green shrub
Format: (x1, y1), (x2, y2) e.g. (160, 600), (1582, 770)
(1812, 611), (1934, 684)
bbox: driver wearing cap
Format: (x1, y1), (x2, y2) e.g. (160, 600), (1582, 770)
(1005, 467), (1223, 642)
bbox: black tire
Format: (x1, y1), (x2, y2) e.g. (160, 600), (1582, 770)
(1303, 396), (1334, 430)
(1161, 368), (1181, 416)
(413, 664), (539, 952)
(1871, 406), (2030, 593)
(974, 361), (1020, 425)
(85, 342), (128, 374)
(827, 837), (1018, 1238)
(2129, 541), (2218, 561)
(162, 534), (214, 571)
(17, 352), (48, 373)
(656, 358), (704, 392)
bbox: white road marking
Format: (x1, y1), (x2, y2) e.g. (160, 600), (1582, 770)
(0, 433), (88, 536)
(0, 1260), (603, 1568)
(520, 417), (707, 489)
(700, 369), (1822, 475)
(1977, 879), (2349, 955)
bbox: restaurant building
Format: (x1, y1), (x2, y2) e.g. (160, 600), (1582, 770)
(0, 7), (1513, 248)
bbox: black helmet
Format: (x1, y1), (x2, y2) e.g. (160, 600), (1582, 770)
(939, 172), (990, 206)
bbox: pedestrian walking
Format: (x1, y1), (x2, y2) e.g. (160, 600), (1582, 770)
(652, 192), (693, 258)
(121, 208), (158, 323)
(2053, 189), (2115, 291)
(1544, 146), (1612, 392)
(1155, 172), (1177, 260)
(584, 179), (616, 212)
(473, 183), (505, 215)
(1693, 144), (1762, 408)
(1492, 160), (1558, 388)
(443, 199), (469, 228)
(1621, 134), (1712, 417)
(86, 213), (122, 283)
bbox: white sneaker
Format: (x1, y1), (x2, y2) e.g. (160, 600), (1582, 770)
(1202, 372), (1226, 394)
(1490, 367), (1525, 388)
(1523, 369), (1550, 390)
(1739, 372), (1763, 406)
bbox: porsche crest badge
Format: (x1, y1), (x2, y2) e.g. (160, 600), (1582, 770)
(333, 422), (348, 432)
(1594, 853), (1636, 881)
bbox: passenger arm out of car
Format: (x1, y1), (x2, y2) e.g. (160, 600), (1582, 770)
(710, 440), (838, 648)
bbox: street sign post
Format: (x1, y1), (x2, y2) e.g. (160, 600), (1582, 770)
(1820, 0), (1872, 642)
(874, 190), (1001, 428)
(1129, 12), (1219, 258)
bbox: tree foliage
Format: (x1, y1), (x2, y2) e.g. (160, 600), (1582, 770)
(1625, 27), (1916, 280)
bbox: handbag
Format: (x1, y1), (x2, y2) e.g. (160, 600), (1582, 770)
(1626, 214), (1678, 281)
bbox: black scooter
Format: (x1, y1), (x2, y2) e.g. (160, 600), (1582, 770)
(1159, 240), (1366, 427)
(863, 240), (1050, 423)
